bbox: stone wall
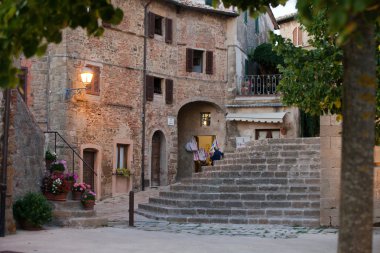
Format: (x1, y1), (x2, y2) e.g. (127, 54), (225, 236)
(320, 114), (342, 226)
(2, 90), (45, 234)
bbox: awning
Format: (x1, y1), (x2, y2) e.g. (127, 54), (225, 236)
(226, 112), (287, 123)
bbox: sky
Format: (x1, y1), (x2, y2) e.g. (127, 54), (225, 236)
(271, 0), (297, 18)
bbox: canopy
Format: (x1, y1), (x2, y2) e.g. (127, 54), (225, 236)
(226, 112), (287, 123)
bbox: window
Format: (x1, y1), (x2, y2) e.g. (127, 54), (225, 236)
(205, 0), (212, 6)
(116, 144), (129, 168)
(85, 65), (100, 95)
(153, 77), (162, 94)
(255, 18), (259, 34)
(186, 49), (214, 74)
(201, 113), (211, 126)
(18, 67), (28, 102)
(154, 15), (163, 35)
(255, 129), (280, 140)
(192, 50), (203, 73)
(148, 12), (172, 43)
(244, 11), (248, 24)
(292, 27), (303, 46)
(244, 59), (249, 76)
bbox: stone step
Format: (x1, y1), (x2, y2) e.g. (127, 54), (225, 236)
(213, 156), (320, 166)
(52, 217), (108, 228)
(170, 184), (320, 193)
(53, 209), (96, 218)
(158, 191), (320, 201)
(192, 170), (320, 179)
(180, 177), (320, 186)
(135, 209), (320, 226)
(145, 198), (320, 209)
(222, 150), (320, 160)
(200, 164), (320, 173)
(235, 138), (320, 153)
(49, 200), (84, 210)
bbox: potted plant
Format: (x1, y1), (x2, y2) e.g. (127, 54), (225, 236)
(64, 172), (78, 191)
(13, 192), (52, 230)
(81, 189), (96, 210)
(50, 160), (66, 174)
(72, 182), (91, 200)
(115, 168), (131, 177)
(45, 150), (57, 171)
(41, 173), (71, 201)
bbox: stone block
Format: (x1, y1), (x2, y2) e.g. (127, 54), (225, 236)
(320, 115), (331, 126)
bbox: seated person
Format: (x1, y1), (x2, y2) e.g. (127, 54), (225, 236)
(211, 148), (224, 165)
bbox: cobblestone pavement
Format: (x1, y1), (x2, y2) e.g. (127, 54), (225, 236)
(95, 187), (349, 239)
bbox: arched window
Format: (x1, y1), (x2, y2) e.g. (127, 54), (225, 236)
(292, 27), (303, 46)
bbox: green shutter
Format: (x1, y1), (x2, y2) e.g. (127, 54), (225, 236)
(255, 18), (259, 33)
(244, 11), (248, 24)
(245, 59), (249, 76)
(205, 0), (212, 6)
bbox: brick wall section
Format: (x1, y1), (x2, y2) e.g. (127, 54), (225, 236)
(1, 90), (45, 234)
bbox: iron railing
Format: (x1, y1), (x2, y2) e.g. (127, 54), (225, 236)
(44, 131), (97, 178)
(236, 74), (281, 96)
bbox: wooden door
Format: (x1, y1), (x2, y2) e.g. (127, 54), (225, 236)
(151, 132), (161, 186)
(83, 150), (95, 189)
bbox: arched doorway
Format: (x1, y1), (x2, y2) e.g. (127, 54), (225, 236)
(177, 101), (225, 181)
(151, 131), (167, 187)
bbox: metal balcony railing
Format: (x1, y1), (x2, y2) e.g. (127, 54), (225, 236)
(236, 74), (281, 96)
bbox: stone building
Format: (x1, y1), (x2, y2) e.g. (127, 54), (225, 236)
(14, 0), (292, 200)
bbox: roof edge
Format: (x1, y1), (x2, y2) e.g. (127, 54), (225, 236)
(162, 0), (239, 17)
(266, 6), (279, 30)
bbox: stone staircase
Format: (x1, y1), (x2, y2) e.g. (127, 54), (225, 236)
(137, 138), (321, 226)
(49, 200), (107, 228)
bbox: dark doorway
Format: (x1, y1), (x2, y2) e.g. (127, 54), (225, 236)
(83, 149), (96, 189)
(151, 132), (161, 186)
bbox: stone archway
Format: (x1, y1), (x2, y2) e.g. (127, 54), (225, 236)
(177, 101), (225, 181)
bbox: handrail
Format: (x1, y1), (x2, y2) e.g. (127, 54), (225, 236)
(236, 74), (282, 96)
(44, 131), (97, 177)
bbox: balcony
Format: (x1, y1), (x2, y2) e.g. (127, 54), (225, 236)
(236, 74), (281, 96)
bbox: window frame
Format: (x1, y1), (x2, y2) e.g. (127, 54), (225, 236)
(153, 77), (163, 95)
(255, 129), (280, 140)
(200, 112), (211, 127)
(154, 14), (163, 36)
(116, 144), (129, 169)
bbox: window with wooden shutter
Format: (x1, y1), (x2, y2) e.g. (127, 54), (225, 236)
(293, 27), (303, 46)
(148, 12), (155, 38)
(165, 79), (173, 104)
(146, 75), (154, 101)
(186, 48), (193, 72)
(18, 67), (28, 102)
(165, 18), (173, 44)
(86, 65), (100, 96)
(206, 51), (213, 75)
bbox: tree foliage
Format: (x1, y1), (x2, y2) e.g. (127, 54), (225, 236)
(0, 0), (123, 88)
(249, 43), (283, 74)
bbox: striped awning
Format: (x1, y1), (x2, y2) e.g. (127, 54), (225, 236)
(226, 112), (287, 123)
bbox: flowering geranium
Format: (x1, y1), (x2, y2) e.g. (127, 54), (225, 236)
(72, 182), (91, 193)
(81, 189), (96, 203)
(50, 160), (67, 172)
(65, 172), (78, 182)
(41, 172), (70, 195)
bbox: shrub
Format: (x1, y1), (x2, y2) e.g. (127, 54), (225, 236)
(50, 160), (66, 172)
(13, 192), (52, 227)
(45, 150), (57, 161)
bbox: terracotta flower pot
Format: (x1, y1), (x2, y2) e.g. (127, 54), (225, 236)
(19, 219), (43, 231)
(72, 191), (82, 201)
(44, 192), (67, 201)
(82, 200), (95, 210)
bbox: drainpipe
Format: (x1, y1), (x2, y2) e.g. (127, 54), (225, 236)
(141, 1), (152, 191)
(0, 89), (11, 237)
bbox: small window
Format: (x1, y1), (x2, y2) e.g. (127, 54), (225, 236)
(117, 144), (129, 168)
(153, 77), (162, 94)
(155, 15), (163, 35)
(85, 65), (100, 96)
(18, 67), (28, 102)
(201, 113), (211, 126)
(256, 129), (280, 140)
(205, 0), (212, 6)
(255, 18), (259, 34)
(193, 50), (203, 73)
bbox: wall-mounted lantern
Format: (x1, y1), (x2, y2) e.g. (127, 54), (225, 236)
(65, 67), (94, 99)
